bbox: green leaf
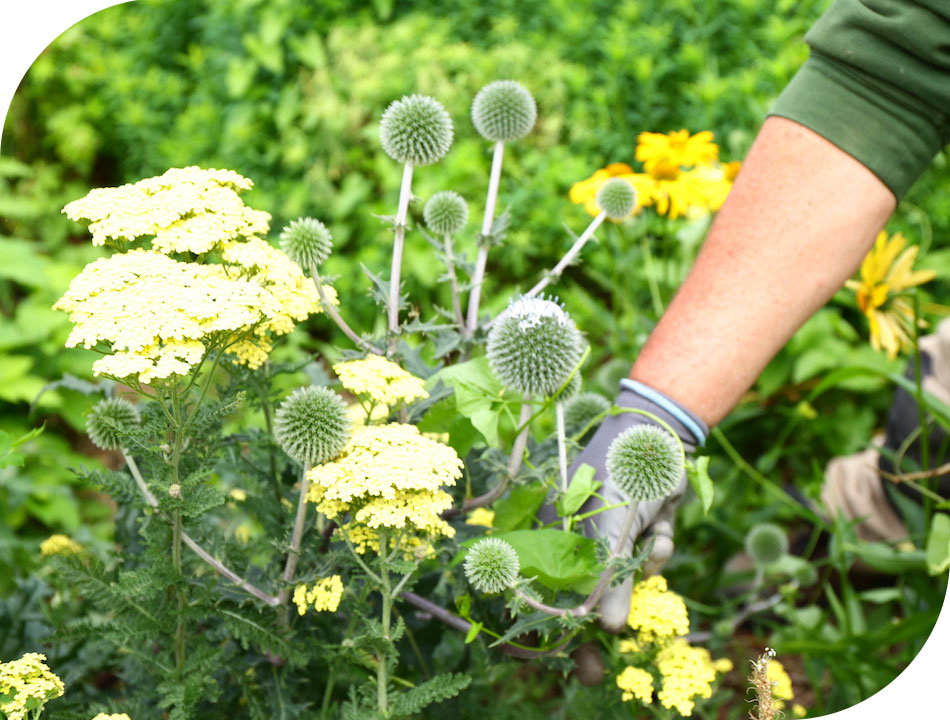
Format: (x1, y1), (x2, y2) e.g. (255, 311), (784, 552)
(926, 513), (950, 576)
(843, 542), (927, 574)
(431, 357), (519, 448)
(491, 484), (549, 532)
(464, 621), (482, 644)
(685, 456), (713, 514)
(556, 464), (599, 518)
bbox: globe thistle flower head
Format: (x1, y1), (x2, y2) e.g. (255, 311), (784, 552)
(464, 537), (520, 594)
(471, 80), (537, 142)
(379, 94), (453, 166)
(87, 397), (140, 450)
(274, 386), (350, 465)
(487, 295), (584, 397)
(280, 217), (333, 269)
(596, 177), (637, 220)
(606, 425), (683, 502)
(744, 523), (788, 567)
(564, 392), (611, 433)
(423, 191), (469, 236)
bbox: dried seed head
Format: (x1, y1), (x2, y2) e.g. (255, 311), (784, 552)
(280, 217), (333, 269)
(424, 191), (469, 236)
(87, 397), (140, 450)
(471, 80), (537, 142)
(606, 425), (683, 502)
(274, 386), (350, 465)
(744, 523), (788, 567)
(380, 94), (453, 166)
(596, 178), (637, 220)
(464, 537), (520, 594)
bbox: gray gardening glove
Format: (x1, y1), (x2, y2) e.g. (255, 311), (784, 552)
(543, 379), (708, 632)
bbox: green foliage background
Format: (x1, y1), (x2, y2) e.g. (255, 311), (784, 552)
(3, 0), (950, 717)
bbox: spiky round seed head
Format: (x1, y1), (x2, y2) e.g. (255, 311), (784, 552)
(423, 191), (469, 236)
(745, 523), (788, 567)
(273, 386), (350, 465)
(464, 538), (520, 594)
(606, 425), (683, 502)
(564, 392), (611, 432)
(87, 397), (140, 450)
(280, 217), (333, 269)
(792, 562), (818, 586)
(471, 80), (537, 142)
(379, 94), (453, 166)
(596, 178), (637, 220)
(487, 296), (584, 398)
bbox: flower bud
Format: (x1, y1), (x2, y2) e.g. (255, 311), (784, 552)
(471, 80), (537, 142)
(596, 177), (637, 220)
(280, 217), (333, 269)
(423, 191), (468, 236)
(464, 537), (520, 594)
(564, 392), (611, 433)
(606, 425), (683, 502)
(380, 94), (453, 166)
(274, 386), (350, 465)
(744, 523), (788, 567)
(86, 397), (140, 451)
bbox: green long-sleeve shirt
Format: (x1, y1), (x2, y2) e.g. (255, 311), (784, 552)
(769, 0), (950, 199)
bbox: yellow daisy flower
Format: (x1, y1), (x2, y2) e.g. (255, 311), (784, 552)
(636, 130), (719, 173)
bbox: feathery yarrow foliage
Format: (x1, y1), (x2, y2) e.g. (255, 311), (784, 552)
(333, 355), (429, 407)
(464, 538), (520, 594)
(86, 397), (140, 450)
(280, 217), (333, 269)
(744, 523), (788, 567)
(471, 80), (537, 142)
(596, 177), (638, 220)
(487, 296), (584, 397)
(292, 575), (344, 615)
(379, 95), (453, 166)
(273, 386), (350, 465)
(423, 191), (469, 236)
(564, 392), (611, 432)
(56, 168), (335, 382)
(0, 653), (65, 720)
(307, 423), (463, 545)
(39, 534), (82, 557)
(606, 425), (683, 502)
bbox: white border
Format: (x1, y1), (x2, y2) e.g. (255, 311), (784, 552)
(0, 2), (947, 718)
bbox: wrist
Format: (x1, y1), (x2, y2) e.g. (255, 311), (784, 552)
(617, 379), (708, 449)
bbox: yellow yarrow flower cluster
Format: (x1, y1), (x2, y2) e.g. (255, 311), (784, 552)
(307, 423), (462, 544)
(570, 130), (738, 220)
(655, 640), (718, 717)
(615, 666), (654, 704)
(465, 508), (495, 529)
(56, 168), (335, 383)
(333, 355), (429, 407)
(292, 576), (344, 615)
(39, 534), (82, 557)
(846, 230), (935, 359)
(626, 575), (690, 643)
(91, 714), (132, 720)
(0, 653), (65, 720)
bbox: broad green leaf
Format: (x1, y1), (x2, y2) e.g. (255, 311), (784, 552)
(431, 357), (519, 448)
(685, 456), (713, 514)
(843, 542), (927, 574)
(492, 484), (549, 531)
(556, 464), (599, 518)
(482, 529), (599, 592)
(926, 513), (950, 576)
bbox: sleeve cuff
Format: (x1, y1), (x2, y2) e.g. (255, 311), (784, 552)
(768, 53), (946, 200)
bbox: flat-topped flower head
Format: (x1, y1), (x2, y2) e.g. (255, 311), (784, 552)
(292, 575), (344, 615)
(606, 425), (683, 502)
(471, 80), (537, 142)
(0, 652), (65, 720)
(487, 295), (584, 397)
(464, 537), (520, 594)
(744, 523), (788, 567)
(564, 392), (610, 433)
(280, 217), (333, 269)
(423, 191), (469, 236)
(87, 397), (140, 450)
(274, 386), (350, 465)
(91, 714), (132, 720)
(333, 355), (428, 407)
(596, 177), (638, 220)
(40, 534), (82, 557)
(380, 94), (453, 166)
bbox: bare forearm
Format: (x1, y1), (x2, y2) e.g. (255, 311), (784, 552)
(631, 117), (896, 426)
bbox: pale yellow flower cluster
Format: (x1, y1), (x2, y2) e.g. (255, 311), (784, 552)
(292, 575), (344, 615)
(56, 168), (336, 383)
(307, 423), (462, 545)
(626, 575), (690, 643)
(91, 714), (132, 720)
(615, 666), (653, 703)
(39, 534), (82, 557)
(655, 640), (719, 716)
(465, 508), (495, 529)
(0, 653), (65, 720)
(334, 355), (429, 407)
(63, 166), (268, 252)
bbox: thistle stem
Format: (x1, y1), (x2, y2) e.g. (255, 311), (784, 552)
(555, 401), (570, 531)
(278, 461), (313, 606)
(578, 500), (639, 617)
(523, 212), (607, 302)
(465, 140), (505, 335)
(310, 264), (383, 355)
(388, 162), (415, 355)
(443, 232), (464, 328)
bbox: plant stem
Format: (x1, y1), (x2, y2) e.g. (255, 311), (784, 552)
(278, 462), (312, 606)
(640, 233), (664, 317)
(465, 140), (505, 335)
(913, 291), (933, 527)
(522, 212), (607, 302)
(577, 500), (639, 616)
(170, 387), (187, 674)
(443, 232), (464, 327)
(555, 401), (569, 531)
(310, 264), (383, 355)
(388, 162), (414, 355)
(377, 528), (392, 717)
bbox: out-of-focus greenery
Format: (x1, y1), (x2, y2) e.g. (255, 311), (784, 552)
(2, 0), (950, 717)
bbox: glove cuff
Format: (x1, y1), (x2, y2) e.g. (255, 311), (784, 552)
(618, 379), (708, 448)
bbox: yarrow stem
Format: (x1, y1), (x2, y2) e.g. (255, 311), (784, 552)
(278, 461), (313, 606)
(122, 450), (280, 606)
(523, 211), (607, 302)
(443, 233), (465, 328)
(555, 401), (570, 531)
(465, 140), (505, 335)
(377, 528), (393, 716)
(388, 162), (415, 354)
(310, 264), (383, 355)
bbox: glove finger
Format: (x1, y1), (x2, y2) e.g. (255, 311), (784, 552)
(597, 575), (632, 633)
(641, 521), (675, 578)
